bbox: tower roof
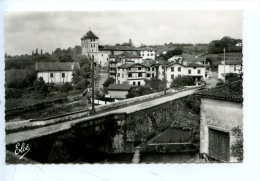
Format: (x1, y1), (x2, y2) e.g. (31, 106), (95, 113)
(81, 30), (99, 40)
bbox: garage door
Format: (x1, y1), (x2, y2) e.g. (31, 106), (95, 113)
(208, 128), (230, 161)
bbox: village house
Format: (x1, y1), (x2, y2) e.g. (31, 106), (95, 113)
(36, 62), (80, 84)
(165, 62), (207, 87)
(116, 63), (159, 86)
(107, 84), (133, 99)
(194, 80), (243, 162)
(218, 60), (243, 80)
(139, 47), (156, 60)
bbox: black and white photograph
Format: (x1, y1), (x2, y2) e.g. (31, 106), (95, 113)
(1, 1), (260, 180)
(4, 10), (244, 164)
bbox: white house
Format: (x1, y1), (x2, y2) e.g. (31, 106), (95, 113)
(108, 84), (132, 99)
(194, 80), (243, 162)
(165, 62), (206, 87)
(139, 47), (156, 60)
(36, 62), (80, 84)
(218, 60), (243, 80)
(116, 63), (159, 86)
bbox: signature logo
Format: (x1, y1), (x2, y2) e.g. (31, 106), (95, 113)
(14, 142), (31, 159)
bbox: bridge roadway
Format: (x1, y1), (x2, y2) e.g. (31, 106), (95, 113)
(6, 89), (197, 145)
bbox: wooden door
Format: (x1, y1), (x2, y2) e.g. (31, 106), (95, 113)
(208, 129), (230, 161)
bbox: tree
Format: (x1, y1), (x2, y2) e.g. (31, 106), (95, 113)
(59, 82), (73, 93)
(144, 77), (164, 92)
(170, 76), (194, 88)
(33, 77), (49, 97)
(103, 77), (115, 88)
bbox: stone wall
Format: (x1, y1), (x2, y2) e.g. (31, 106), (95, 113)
(200, 98), (243, 162)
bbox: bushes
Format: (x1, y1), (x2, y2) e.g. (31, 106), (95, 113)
(170, 76), (194, 88)
(75, 79), (90, 90)
(103, 77), (115, 88)
(59, 82), (73, 93)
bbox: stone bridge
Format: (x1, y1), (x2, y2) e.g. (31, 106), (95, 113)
(6, 89), (198, 163)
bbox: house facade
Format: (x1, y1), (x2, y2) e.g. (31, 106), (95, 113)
(139, 47), (156, 60)
(36, 62), (80, 84)
(116, 63), (159, 86)
(218, 60), (243, 80)
(107, 84), (132, 99)
(194, 80), (243, 162)
(165, 62), (206, 87)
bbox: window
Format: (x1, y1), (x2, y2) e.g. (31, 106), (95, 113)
(128, 73), (132, 77)
(171, 67), (174, 72)
(129, 68), (131, 71)
(148, 68), (150, 71)
(62, 73), (65, 78)
(91, 44), (92, 47)
(138, 73), (142, 77)
(118, 73), (120, 77)
(152, 73), (154, 77)
(102, 54), (103, 56)
(171, 74), (174, 79)
(205, 74), (207, 77)
(50, 73), (53, 78)
(122, 74), (124, 78)
(193, 67), (196, 69)
(206, 67), (209, 70)
(198, 70), (201, 74)
(178, 67), (181, 72)
(142, 54), (144, 56)
(151, 53), (153, 56)
(234, 67), (236, 71)
(188, 69), (191, 74)
(152, 67), (154, 71)
(92, 49), (93, 52)
(138, 82), (141, 86)
(133, 82), (136, 86)
(147, 74), (151, 77)
(147, 54), (149, 56)
(138, 67), (141, 70)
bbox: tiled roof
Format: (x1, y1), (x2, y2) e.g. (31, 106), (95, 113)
(117, 52), (142, 58)
(194, 80), (243, 102)
(81, 30), (99, 40)
(166, 62), (186, 67)
(118, 63), (148, 69)
(186, 63), (205, 67)
(220, 60), (243, 65)
(99, 45), (138, 51)
(108, 84), (132, 91)
(139, 47), (155, 51)
(36, 62), (80, 71)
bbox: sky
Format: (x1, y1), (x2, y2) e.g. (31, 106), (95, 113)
(4, 11), (242, 56)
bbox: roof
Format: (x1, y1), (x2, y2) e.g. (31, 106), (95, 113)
(99, 45), (138, 51)
(186, 63), (205, 67)
(81, 30), (99, 40)
(117, 52), (142, 58)
(118, 63), (148, 69)
(139, 47), (155, 51)
(194, 80), (243, 102)
(36, 62), (80, 71)
(166, 62), (185, 67)
(108, 84), (132, 91)
(219, 60), (243, 65)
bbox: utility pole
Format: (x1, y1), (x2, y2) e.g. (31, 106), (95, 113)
(91, 54), (96, 114)
(223, 47), (226, 83)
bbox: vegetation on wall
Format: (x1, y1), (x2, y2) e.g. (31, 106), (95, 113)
(231, 126), (243, 162)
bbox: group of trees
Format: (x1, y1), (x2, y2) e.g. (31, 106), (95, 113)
(208, 36), (242, 54)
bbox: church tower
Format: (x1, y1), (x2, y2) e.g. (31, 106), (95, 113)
(81, 30), (99, 58)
